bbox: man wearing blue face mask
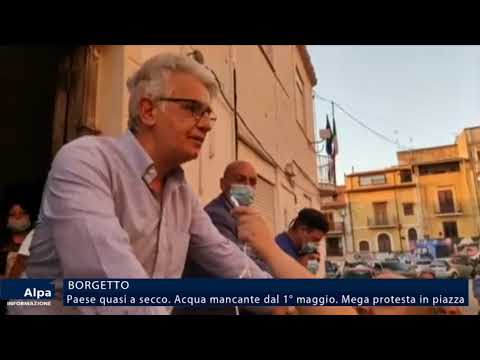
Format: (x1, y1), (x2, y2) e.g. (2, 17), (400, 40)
(183, 160), (269, 276)
(177, 160), (282, 315)
(276, 208), (329, 275)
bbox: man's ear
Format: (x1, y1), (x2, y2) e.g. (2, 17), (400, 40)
(139, 98), (157, 127)
(220, 178), (226, 192)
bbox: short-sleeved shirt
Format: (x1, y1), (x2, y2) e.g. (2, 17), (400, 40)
(275, 232), (299, 259)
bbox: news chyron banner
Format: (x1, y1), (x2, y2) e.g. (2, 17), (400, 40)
(0, 279), (473, 308)
(0, 279), (55, 307)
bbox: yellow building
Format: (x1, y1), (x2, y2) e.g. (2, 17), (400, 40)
(345, 166), (417, 253)
(346, 127), (480, 255)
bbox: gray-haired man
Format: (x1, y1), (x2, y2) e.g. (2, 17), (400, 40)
(11, 53), (273, 315)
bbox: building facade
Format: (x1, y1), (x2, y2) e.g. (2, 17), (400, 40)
(1, 45), (328, 275)
(346, 127), (480, 255)
(95, 45), (322, 234)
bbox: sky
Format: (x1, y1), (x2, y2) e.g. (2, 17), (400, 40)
(308, 46), (480, 185)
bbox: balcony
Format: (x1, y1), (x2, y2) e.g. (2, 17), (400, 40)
(328, 222), (344, 234)
(317, 154), (336, 189)
(367, 217), (398, 229)
(434, 204), (463, 217)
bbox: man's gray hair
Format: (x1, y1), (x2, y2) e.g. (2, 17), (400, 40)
(126, 53), (218, 133)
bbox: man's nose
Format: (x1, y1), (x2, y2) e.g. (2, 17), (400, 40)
(196, 116), (213, 132)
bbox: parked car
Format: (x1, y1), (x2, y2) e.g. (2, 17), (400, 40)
(415, 258), (432, 275)
(429, 259), (459, 279)
(326, 260), (341, 279)
(377, 260), (417, 278)
(342, 261), (375, 279)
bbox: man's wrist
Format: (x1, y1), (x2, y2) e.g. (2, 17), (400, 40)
(256, 242), (283, 265)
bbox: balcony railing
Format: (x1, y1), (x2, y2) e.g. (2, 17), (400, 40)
(328, 221), (344, 234)
(317, 154), (335, 186)
(328, 222), (344, 233)
(367, 217), (398, 228)
(434, 204), (463, 216)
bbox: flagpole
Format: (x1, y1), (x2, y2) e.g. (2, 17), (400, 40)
(331, 101), (337, 186)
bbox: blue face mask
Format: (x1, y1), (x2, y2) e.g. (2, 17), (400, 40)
(307, 260), (320, 274)
(230, 184), (255, 207)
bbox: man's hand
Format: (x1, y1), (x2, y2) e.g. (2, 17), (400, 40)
(231, 206), (275, 258)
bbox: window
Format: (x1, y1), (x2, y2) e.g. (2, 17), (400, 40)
(408, 228), (418, 241)
(253, 177), (275, 228)
(403, 203), (414, 216)
(359, 241), (370, 252)
(373, 202), (388, 225)
(400, 170), (412, 183)
(326, 212), (334, 231)
(443, 221), (458, 239)
(438, 189), (455, 213)
(359, 174), (386, 186)
(295, 67), (306, 129)
(326, 237), (343, 257)
(419, 162), (460, 175)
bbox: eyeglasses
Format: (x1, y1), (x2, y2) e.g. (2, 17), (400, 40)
(156, 97), (216, 124)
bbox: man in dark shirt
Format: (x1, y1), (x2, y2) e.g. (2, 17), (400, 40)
(176, 160), (278, 315)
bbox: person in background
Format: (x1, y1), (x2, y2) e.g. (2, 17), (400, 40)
(234, 205), (356, 315)
(234, 212), (463, 315)
(7, 228), (34, 278)
(184, 160), (269, 276)
(2, 203), (32, 277)
(275, 208), (328, 275)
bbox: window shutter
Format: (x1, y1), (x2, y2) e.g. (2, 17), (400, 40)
(254, 177), (275, 228)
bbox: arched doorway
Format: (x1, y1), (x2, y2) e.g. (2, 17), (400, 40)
(359, 241), (370, 252)
(408, 228), (418, 250)
(377, 233), (392, 253)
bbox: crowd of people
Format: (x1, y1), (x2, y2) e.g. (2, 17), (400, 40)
(1, 52), (475, 316)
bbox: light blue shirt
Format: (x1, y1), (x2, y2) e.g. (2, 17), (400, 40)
(12, 131), (270, 315)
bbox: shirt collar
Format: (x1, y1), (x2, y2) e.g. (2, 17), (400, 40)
(119, 131), (186, 185)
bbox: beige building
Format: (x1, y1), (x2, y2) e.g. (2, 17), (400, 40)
(345, 126), (480, 255)
(1, 45), (328, 275)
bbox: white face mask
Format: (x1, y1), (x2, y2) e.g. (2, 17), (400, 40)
(7, 217), (31, 233)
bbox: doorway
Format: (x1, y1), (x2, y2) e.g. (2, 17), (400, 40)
(0, 46), (99, 228)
